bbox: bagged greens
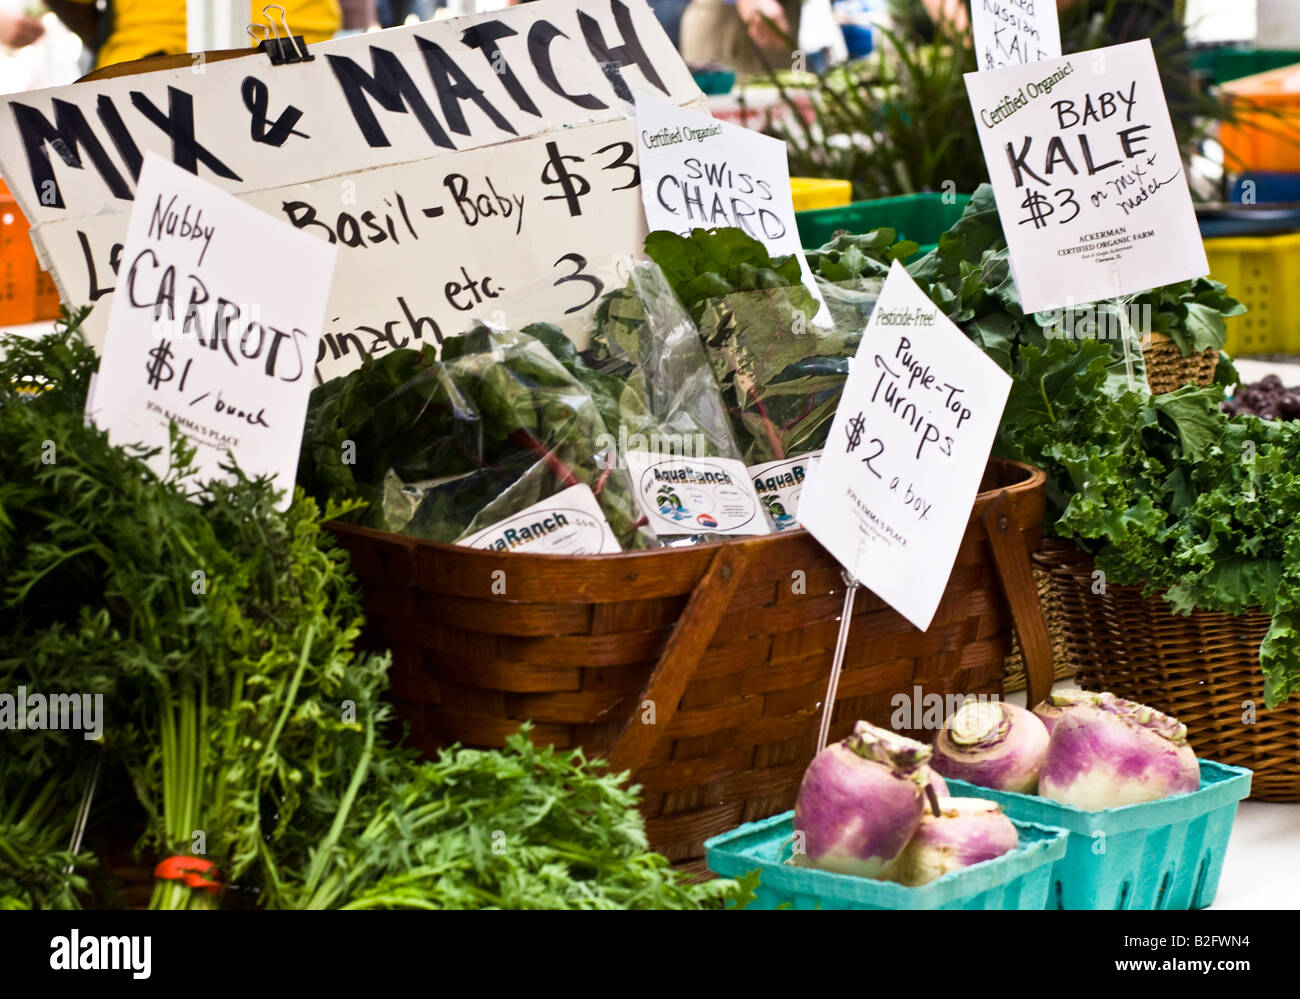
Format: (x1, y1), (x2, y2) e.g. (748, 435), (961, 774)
(298, 325), (651, 550)
(581, 262), (772, 542)
(642, 227), (913, 465)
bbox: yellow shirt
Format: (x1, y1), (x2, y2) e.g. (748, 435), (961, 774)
(71, 1), (341, 69)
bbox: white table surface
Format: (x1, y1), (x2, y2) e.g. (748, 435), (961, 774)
(1233, 357), (1300, 388)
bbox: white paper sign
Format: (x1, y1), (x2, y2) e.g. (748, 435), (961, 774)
(970, 0), (1062, 71)
(624, 449), (770, 536)
(964, 41), (1208, 313)
(750, 452), (819, 532)
(0, 0), (698, 226)
(457, 484), (622, 554)
(37, 117), (647, 378)
(798, 261), (1010, 631)
(0, 0), (706, 376)
(86, 154), (337, 506)
(633, 94), (830, 324)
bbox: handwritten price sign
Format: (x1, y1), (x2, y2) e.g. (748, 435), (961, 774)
(799, 261), (1010, 631)
(37, 118), (651, 380)
(86, 154), (337, 506)
(970, 0), (1062, 72)
(0, 0), (702, 378)
(964, 40), (1207, 312)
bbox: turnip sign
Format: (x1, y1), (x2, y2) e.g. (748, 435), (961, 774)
(798, 261), (1011, 631)
(963, 40), (1208, 313)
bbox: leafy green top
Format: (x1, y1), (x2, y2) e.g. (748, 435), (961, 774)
(0, 320), (732, 908)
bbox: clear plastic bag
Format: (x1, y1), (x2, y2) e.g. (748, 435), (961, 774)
(694, 276), (884, 465)
(577, 262), (772, 543)
(299, 326), (653, 550)
(584, 262), (745, 464)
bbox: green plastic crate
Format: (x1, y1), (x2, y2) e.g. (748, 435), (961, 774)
(945, 759), (1252, 911)
(704, 811), (1068, 910)
(1190, 46), (1300, 86)
(796, 192), (971, 257)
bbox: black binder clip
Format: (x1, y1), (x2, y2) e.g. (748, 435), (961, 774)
(250, 4), (314, 65)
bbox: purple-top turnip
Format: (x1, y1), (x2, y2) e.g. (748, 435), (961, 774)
(931, 701), (1049, 793)
(892, 797), (1019, 887)
(923, 767), (949, 801)
(1039, 693), (1200, 810)
(1031, 689), (1095, 736)
(792, 721), (931, 877)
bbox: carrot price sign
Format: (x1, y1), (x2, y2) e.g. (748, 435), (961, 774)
(86, 154), (337, 507)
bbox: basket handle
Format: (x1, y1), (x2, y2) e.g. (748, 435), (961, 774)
(605, 544), (750, 775)
(981, 492), (1055, 709)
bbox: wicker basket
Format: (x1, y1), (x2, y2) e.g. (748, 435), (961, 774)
(1037, 544), (1298, 801)
(327, 459), (1053, 865)
(1142, 332), (1220, 395)
(1001, 326), (1215, 692)
(1002, 566), (1074, 694)
(1003, 324), (1217, 691)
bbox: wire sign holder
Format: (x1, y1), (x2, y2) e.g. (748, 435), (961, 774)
(816, 569), (862, 753)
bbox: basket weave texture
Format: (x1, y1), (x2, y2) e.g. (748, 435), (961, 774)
(1002, 566), (1073, 694)
(1142, 333), (1220, 396)
(1001, 331), (1215, 692)
(328, 460), (1048, 863)
(1037, 545), (1296, 801)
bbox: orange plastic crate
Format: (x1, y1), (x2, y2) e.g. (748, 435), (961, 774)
(1221, 65), (1300, 173)
(0, 179), (62, 327)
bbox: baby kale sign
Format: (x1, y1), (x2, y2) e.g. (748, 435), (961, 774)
(799, 261), (1010, 631)
(86, 154), (337, 507)
(964, 40), (1207, 312)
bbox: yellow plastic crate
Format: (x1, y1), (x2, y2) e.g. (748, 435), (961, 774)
(790, 178), (852, 213)
(1205, 231), (1300, 355)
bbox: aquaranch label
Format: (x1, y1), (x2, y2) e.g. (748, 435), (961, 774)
(457, 484), (621, 555)
(749, 452), (821, 531)
(624, 450), (770, 536)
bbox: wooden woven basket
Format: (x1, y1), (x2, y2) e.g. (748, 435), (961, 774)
(1037, 544), (1298, 801)
(1004, 326), (1217, 691)
(1002, 565), (1074, 694)
(1143, 332), (1220, 395)
(327, 459), (1053, 865)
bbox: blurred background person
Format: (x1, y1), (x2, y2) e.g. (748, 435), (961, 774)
(0, 3), (86, 92)
(680, 0), (802, 73)
(0, 8), (45, 48)
(62, 0), (341, 69)
(340, 0), (379, 30)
